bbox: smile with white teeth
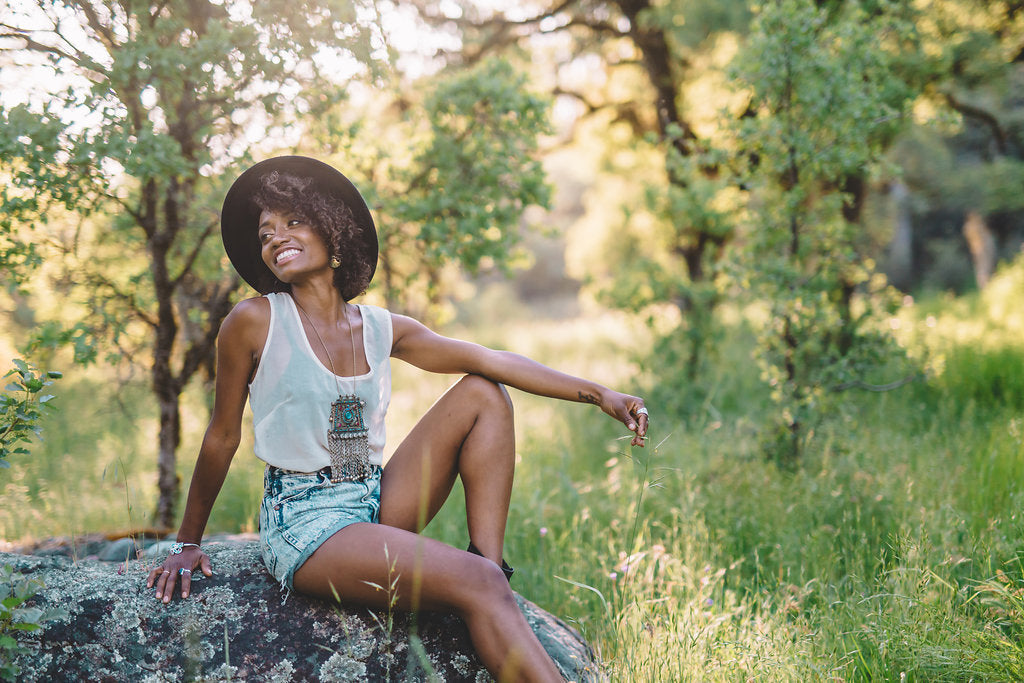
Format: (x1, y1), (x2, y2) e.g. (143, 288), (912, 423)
(275, 248), (300, 265)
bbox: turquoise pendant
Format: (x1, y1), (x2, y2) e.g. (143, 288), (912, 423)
(328, 394), (373, 482)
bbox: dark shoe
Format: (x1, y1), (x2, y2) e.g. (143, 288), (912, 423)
(467, 541), (514, 583)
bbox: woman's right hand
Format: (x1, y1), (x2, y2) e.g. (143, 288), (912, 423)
(146, 546), (213, 603)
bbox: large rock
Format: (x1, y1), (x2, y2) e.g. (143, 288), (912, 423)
(2, 542), (601, 681)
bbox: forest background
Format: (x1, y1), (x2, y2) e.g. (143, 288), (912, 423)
(2, 0), (1023, 679)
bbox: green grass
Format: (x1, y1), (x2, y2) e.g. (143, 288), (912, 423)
(3, 278), (1024, 679)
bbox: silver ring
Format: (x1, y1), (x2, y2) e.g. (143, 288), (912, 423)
(635, 407), (649, 417)
(179, 568), (192, 575)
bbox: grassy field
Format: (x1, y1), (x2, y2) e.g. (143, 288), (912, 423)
(4, 269), (1024, 680)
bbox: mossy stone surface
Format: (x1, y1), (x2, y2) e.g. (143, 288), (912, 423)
(2, 542), (601, 681)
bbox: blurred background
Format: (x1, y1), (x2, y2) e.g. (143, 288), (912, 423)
(2, 1), (1023, 679)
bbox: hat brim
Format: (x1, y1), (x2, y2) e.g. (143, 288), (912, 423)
(220, 156), (378, 295)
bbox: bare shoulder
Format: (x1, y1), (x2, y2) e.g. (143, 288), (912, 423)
(389, 312), (432, 353)
(389, 311), (423, 336)
(227, 296), (270, 324)
(219, 297), (270, 348)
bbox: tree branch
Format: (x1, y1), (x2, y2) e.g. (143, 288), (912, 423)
(551, 85), (602, 114)
(944, 92), (1009, 154)
(0, 27), (108, 79)
(176, 281), (236, 387)
(171, 219), (217, 288)
(0, 29), (77, 63)
(78, 0), (119, 50)
(86, 273), (159, 328)
(562, 15), (626, 37)
(411, 0), (625, 65)
(832, 374), (922, 393)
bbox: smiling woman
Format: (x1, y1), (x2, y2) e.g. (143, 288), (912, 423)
(145, 155), (649, 682)
(222, 158), (377, 301)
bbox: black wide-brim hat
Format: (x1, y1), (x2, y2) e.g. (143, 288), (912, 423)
(220, 156), (377, 294)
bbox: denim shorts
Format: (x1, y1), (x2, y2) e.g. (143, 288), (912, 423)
(259, 465), (382, 591)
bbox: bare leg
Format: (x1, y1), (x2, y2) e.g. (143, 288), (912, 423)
(293, 523), (562, 681)
(380, 375), (516, 565)
(293, 375), (562, 681)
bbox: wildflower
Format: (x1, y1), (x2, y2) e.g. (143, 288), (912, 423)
(539, 527), (548, 538)
(608, 572), (618, 580)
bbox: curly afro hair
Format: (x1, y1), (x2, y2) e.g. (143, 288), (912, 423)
(250, 170), (373, 301)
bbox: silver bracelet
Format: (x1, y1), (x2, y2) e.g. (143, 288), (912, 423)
(170, 542), (200, 554)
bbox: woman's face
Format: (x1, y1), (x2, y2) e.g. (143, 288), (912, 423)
(258, 208), (330, 284)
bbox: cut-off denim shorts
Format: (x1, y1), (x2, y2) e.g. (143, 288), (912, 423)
(259, 465), (382, 592)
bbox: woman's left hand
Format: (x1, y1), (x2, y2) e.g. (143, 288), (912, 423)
(601, 391), (649, 447)
(146, 546), (212, 603)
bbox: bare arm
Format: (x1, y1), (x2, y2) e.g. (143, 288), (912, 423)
(390, 313), (649, 444)
(147, 297), (269, 602)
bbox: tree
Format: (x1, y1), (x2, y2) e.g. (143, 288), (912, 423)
(0, 0), (378, 528)
(886, 0), (1024, 291)
(303, 58), (552, 320)
(408, 0), (752, 379)
(730, 0), (917, 461)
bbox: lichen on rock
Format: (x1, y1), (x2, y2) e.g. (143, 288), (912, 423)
(2, 541), (602, 681)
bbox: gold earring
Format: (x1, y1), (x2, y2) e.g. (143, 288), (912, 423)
(330, 255), (341, 269)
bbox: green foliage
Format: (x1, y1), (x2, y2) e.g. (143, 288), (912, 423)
(638, 0), (753, 51)
(405, 59), (551, 276)
(0, 360), (61, 469)
(0, 0), (383, 526)
(881, 0), (1024, 289)
(0, 565), (67, 682)
(315, 58), (552, 317)
(6, 291), (1024, 679)
(944, 157), (1024, 214)
(730, 0), (917, 461)
(939, 343), (1024, 412)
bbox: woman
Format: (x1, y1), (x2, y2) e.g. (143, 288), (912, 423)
(147, 156), (649, 682)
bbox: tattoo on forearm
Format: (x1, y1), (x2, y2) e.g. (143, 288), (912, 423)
(578, 391), (600, 405)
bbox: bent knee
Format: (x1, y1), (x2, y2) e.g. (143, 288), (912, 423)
(454, 555), (517, 611)
(457, 375), (513, 416)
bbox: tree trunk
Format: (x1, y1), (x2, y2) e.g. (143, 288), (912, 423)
(964, 210), (996, 289)
(155, 389), (181, 530)
(886, 180), (914, 290)
(148, 179), (182, 529)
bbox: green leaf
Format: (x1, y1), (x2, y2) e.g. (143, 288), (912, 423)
(9, 622), (40, 632)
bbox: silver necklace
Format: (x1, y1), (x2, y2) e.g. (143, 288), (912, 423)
(293, 296), (373, 483)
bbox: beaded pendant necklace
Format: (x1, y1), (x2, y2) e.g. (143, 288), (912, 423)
(293, 296), (373, 483)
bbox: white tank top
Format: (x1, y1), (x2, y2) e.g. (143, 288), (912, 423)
(248, 292), (392, 471)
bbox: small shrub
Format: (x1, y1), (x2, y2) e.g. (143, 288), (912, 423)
(0, 359), (62, 468)
(0, 565), (68, 682)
